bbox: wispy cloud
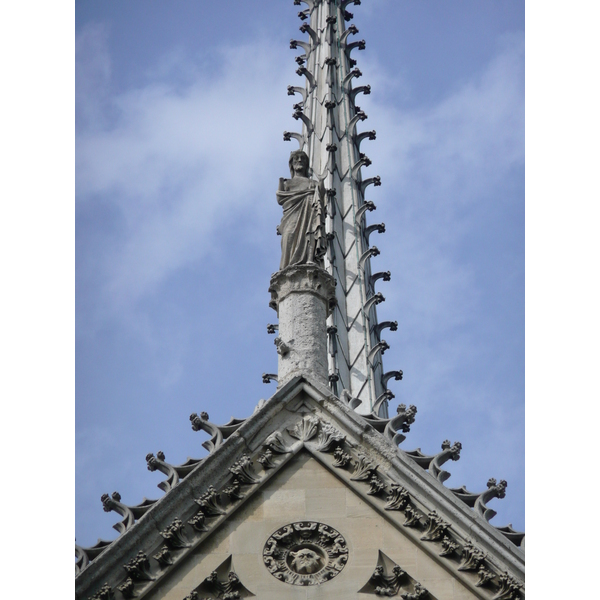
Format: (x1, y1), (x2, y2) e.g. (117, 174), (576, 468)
(77, 28), (294, 315)
(362, 32), (524, 339)
(355, 34), (524, 488)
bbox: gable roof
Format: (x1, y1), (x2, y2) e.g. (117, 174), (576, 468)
(76, 375), (524, 600)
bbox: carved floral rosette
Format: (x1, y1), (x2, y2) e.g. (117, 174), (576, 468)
(262, 521), (348, 585)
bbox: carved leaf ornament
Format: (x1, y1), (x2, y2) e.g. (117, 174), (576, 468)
(359, 551), (432, 598)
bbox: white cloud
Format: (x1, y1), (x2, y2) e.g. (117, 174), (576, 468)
(363, 33), (524, 329)
(365, 33), (524, 203)
(77, 31), (294, 312)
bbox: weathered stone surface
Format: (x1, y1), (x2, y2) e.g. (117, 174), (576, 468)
(269, 265), (336, 386)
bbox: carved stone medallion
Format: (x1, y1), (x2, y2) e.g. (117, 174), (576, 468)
(263, 521), (348, 585)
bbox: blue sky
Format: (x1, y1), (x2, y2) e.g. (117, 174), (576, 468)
(75, 0), (525, 547)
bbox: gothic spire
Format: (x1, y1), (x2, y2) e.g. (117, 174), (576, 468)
(283, 0), (398, 415)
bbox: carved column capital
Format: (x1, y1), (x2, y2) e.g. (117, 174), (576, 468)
(269, 264), (336, 315)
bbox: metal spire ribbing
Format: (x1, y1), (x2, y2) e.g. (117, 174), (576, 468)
(284, 0), (401, 415)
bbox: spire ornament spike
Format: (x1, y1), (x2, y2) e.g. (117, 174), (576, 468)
(283, 131), (305, 147)
(370, 271), (391, 288)
(346, 39), (366, 53)
(348, 83), (371, 103)
(382, 370), (403, 387)
(359, 246), (380, 267)
(355, 200), (375, 219)
(354, 129), (376, 150)
(290, 39), (311, 55)
(299, 22), (318, 46)
(340, 24), (358, 46)
(363, 292), (385, 314)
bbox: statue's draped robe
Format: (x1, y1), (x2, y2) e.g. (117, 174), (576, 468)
(277, 183), (326, 270)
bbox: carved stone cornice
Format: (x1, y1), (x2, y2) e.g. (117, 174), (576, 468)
(476, 566), (496, 588)
(287, 414), (320, 441)
(439, 536), (460, 557)
(117, 577), (135, 599)
(228, 454), (259, 484)
(458, 542), (487, 572)
(316, 420), (346, 451)
(222, 478), (243, 501)
(367, 473), (386, 495)
(257, 449), (276, 469)
(493, 572), (523, 600)
(87, 583), (114, 600)
(403, 505), (422, 528)
(332, 446), (351, 467)
(152, 546), (172, 567)
(350, 450), (378, 481)
(263, 431), (291, 454)
(385, 484), (410, 511)
(187, 511), (208, 532)
(194, 485), (225, 517)
(401, 583), (429, 599)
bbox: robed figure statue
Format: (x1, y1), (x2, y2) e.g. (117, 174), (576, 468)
(277, 150), (326, 270)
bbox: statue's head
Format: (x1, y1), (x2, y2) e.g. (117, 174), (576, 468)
(289, 150), (310, 177)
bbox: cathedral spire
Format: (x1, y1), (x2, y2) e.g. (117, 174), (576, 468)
(280, 0), (398, 415)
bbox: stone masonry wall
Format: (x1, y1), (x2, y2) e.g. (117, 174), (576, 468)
(144, 452), (480, 600)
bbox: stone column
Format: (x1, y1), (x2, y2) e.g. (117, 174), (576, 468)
(269, 264), (336, 387)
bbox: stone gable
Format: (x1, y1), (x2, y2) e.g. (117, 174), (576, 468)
(145, 451), (482, 600)
(77, 377), (523, 600)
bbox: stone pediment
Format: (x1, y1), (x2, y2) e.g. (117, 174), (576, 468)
(76, 375), (524, 600)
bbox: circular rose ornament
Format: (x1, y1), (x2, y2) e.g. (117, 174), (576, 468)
(263, 521), (348, 586)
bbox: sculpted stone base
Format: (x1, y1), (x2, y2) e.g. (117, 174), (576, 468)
(269, 264), (336, 387)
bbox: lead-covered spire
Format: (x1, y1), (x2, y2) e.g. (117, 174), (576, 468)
(281, 0), (400, 415)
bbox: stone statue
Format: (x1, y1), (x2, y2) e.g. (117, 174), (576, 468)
(277, 150), (326, 270)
